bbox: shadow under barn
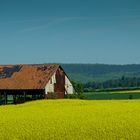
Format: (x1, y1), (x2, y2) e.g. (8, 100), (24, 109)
(0, 89), (45, 105)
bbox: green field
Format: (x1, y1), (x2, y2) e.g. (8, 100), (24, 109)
(84, 90), (140, 100)
(0, 99), (140, 140)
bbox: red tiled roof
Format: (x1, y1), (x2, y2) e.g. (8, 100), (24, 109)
(0, 64), (59, 89)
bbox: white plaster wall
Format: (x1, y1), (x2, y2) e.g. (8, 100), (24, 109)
(45, 73), (56, 94)
(65, 76), (74, 94)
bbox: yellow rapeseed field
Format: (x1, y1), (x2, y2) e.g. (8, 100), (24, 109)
(111, 90), (140, 93)
(0, 99), (140, 140)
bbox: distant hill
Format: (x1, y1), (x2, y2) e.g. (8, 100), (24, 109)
(61, 64), (140, 83)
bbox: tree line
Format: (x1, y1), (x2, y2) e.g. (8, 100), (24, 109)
(72, 76), (140, 92)
(84, 76), (140, 91)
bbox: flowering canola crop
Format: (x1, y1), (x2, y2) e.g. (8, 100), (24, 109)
(0, 99), (140, 140)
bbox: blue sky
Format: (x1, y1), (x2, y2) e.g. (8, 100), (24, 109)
(0, 0), (140, 64)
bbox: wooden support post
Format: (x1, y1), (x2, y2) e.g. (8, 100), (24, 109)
(37, 94), (39, 99)
(24, 91), (26, 102)
(13, 94), (16, 104)
(0, 92), (1, 105)
(4, 91), (7, 104)
(32, 94), (35, 100)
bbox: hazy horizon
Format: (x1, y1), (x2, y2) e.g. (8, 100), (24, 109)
(0, 0), (140, 64)
(0, 62), (140, 66)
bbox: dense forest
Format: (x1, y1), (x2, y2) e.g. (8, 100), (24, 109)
(61, 64), (140, 83)
(84, 76), (140, 91)
(61, 64), (140, 91)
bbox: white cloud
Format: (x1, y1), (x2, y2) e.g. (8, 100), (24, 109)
(15, 15), (140, 33)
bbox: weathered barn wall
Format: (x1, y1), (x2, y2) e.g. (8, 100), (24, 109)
(45, 67), (74, 99)
(45, 73), (56, 93)
(54, 67), (65, 98)
(65, 76), (74, 94)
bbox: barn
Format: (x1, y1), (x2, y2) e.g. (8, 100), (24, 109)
(0, 64), (74, 104)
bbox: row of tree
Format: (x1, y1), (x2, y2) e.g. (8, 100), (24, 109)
(72, 76), (140, 92)
(84, 76), (140, 91)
